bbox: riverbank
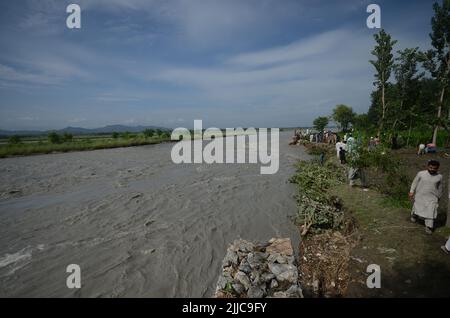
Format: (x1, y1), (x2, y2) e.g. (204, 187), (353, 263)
(291, 142), (450, 297)
(0, 136), (172, 158)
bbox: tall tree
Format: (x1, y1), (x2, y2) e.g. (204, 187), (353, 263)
(332, 104), (355, 132)
(313, 116), (329, 132)
(370, 29), (397, 138)
(392, 48), (424, 133)
(423, 0), (450, 145)
(353, 114), (370, 132)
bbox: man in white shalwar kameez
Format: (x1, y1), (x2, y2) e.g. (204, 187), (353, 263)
(409, 160), (443, 234)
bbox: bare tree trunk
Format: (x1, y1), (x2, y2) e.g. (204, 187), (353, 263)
(378, 85), (386, 138)
(406, 117), (413, 147)
(432, 86), (445, 145)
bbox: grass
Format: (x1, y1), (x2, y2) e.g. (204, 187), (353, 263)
(330, 184), (450, 297)
(296, 141), (450, 297)
(0, 136), (172, 158)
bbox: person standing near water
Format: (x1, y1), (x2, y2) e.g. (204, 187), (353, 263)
(409, 160), (443, 234)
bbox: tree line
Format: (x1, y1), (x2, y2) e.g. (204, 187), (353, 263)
(314, 0), (450, 147)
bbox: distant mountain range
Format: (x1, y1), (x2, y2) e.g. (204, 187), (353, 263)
(0, 125), (170, 137)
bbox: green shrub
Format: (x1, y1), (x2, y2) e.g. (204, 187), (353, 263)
(48, 132), (61, 144)
(8, 135), (22, 145)
(143, 129), (155, 138)
(62, 133), (73, 142)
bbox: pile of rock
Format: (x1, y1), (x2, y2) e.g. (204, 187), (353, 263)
(214, 238), (303, 298)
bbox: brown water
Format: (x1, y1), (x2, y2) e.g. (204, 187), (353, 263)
(0, 131), (309, 297)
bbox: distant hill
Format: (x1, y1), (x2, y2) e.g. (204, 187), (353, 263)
(0, 125), (170, 137)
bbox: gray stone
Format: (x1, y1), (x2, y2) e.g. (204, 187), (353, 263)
(272, 291), (288, 298)
(262, 273), (275, 282)
(275, 255), (288, 264)
(247, 285), (265, 298)
(267, 253), (279, 263)
(236, 240), (255, 253)
(268, 263), (298, 284)
(238, 260), (252, 274)
(270, 279), (279, 289)
(217, 275), (232, 290)
(247, 252), (266, 269)
(222, 250), (239, 267)
(286, 285), (303, 298)
(235, 271), (251, 290)
(250, 271), (262, 284)
(232, 283), (245, 295)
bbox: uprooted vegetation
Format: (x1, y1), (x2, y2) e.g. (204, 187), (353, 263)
(290, 143), (358, 297)
(289, 160), (347, 236)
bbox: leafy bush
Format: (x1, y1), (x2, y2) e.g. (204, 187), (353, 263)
(8, 135), (22, 145)
(48, 132), (61, 144)
(161, 132), (171, 139)
(120, 132), (131, 139)
(290, 161), (346, 235)
(143, 129), (155, 138)
(62, 133), (73, 142)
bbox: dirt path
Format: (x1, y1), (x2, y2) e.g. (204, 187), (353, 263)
(333, 185), (450, 297)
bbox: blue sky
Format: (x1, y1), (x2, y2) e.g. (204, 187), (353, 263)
(0, 0), (436, 130)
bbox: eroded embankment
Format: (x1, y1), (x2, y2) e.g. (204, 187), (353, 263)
(289, 142), (359, 297)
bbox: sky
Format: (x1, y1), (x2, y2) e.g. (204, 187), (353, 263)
(0, 0), (437, 130)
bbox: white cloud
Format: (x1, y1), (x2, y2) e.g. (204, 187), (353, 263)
(0, 64), (58, 85)
(227, 29), (350, 67)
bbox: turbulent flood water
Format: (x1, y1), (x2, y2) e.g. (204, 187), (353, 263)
(0, 131), (309, 297)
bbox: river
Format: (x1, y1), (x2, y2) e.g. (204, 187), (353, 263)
(0, 130), (309, 297)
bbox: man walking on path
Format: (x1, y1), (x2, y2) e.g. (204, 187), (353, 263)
(409, 160), (443, 234)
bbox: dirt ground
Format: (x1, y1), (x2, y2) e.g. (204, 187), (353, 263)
(297, 147), (450, 298)
(333, 149), (450, 297)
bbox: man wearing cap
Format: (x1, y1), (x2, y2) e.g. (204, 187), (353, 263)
(409, 160), (443, 234)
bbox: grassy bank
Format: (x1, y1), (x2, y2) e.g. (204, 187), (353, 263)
(0, 136), (172, 158)
(291, 141), (450, 297)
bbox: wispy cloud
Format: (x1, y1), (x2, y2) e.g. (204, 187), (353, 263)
(227, 29), (350, 67)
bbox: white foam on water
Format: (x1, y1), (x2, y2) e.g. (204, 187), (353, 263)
(0, 247), (32, 268)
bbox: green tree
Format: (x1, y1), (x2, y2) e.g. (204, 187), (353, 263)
(313, 116), (329, 132)
(392, 48), (424, 134)
(370, 29), (397, 138)
(155, 129), (163, 136)
(423, 0), (450, 145)
(62, 133), (73, 142)
(161, 132), (171, 139)
(48, 132), (61, 144)
(143, 129), (155, 138)
(112, 132), (119, 139)
(353, 114), (371, 132)
(8, 135), (22, 145)
(332, 104), (355, 132)
(120, 132), (130, 139)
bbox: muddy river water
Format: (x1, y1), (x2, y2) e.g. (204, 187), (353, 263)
(0, 131), (310, 297)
